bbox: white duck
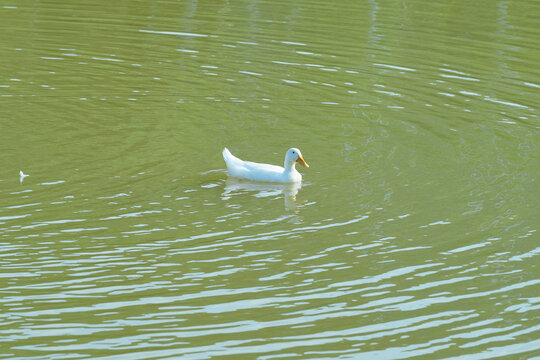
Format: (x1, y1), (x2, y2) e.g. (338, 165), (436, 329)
(223, 147), (309, 183)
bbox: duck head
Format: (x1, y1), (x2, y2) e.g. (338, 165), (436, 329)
(285, 148), (309, 169)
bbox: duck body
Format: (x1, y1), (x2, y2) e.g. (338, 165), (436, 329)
(223, 147), (309, 183)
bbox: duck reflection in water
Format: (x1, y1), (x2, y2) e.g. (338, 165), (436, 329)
(222, 178), (304, 213)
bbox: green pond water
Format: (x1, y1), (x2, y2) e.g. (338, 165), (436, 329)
(1, 0), (539, 359)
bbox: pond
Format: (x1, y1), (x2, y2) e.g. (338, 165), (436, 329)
(1, 0), (539, 359)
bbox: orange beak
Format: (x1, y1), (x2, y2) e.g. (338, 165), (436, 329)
(296, 154), (309, 168)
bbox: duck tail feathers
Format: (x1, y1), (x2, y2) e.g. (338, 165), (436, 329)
(222, 147), (232, 162)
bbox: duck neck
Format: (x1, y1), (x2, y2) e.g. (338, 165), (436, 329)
(284, 160), (296, 173)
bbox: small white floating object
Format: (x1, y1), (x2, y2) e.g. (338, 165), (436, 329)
(223, 147), (309, 183)
(19, 170), (29, 184)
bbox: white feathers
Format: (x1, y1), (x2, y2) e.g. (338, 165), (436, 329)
(19, 170), (29, 184)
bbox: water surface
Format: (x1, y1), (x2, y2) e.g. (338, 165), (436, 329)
(1, 0), (539, 359)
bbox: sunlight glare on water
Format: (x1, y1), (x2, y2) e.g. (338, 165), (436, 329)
(1, 0), (539, 359)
